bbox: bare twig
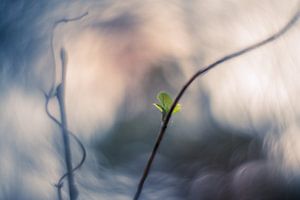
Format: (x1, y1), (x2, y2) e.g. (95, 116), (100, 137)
(44, 91), (87, 200)
(44, 12), (88, 200)
(50, 12), (88, 94)
(45, 93), (87, 174)
(56, 48), (78, 200)
(133, 6), (300, 200)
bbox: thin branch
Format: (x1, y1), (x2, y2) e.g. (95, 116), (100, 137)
(56, 48), (77, 200)
(44, 92), (87, 200)
(133, 6), (300, 200)
(50, 12), (89, 94)
(45, 12), (88, 200)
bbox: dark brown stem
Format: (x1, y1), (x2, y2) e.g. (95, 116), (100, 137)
(133, 7), (300, 200)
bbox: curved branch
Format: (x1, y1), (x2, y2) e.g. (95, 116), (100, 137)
(44, 89), (87, 200)
(44, 92), (87, 175)
(46, 11), (88, 200)
(133, 6), (300, 200)
(50, 12), (89, 96)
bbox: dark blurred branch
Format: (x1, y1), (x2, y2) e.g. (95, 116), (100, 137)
(44, 12), (88, 200)
(56, 48), (78, 200)
(50, 12), (88, 95)
(133, 6), (300, 200)
(44, 90), (87, 200)
(44, 93), (87, 176)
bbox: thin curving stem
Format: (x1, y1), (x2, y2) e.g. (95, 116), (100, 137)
(44, 91), (87, 200)
(50, 12), (89, 95)
(56, 48), (78, 200)
(133, 5), (300, 200)
(46, 12), (88, 200)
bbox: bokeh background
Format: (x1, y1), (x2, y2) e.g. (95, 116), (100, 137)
(1, 0), (300, 199)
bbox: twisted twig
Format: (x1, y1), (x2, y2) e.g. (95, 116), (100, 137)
(44, 91), (87, 200)
(50, 12), (88, 94)
(45, 12), (88, 200)
(57, 46), (79, 200)
(133, 6), (300, 200)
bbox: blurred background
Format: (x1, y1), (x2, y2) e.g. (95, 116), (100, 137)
(1, 0), (300, 199)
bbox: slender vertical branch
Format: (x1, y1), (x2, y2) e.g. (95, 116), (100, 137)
(50, 12), (88, 95)
(56, 48), (78, 200)
(44, 89), (86, 200)
(133, 6), (300, 200)
(44, 12), (88, 200)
